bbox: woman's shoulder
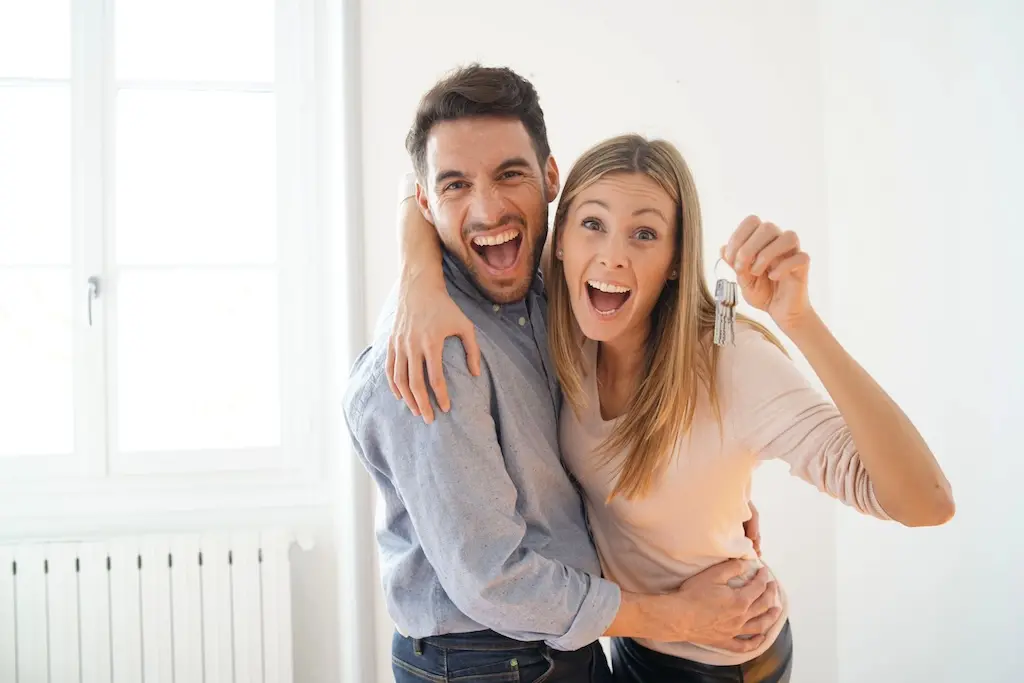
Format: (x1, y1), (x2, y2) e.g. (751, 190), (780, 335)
(715, 321), (794, 391)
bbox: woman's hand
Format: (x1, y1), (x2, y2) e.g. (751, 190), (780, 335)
(720, 215), (813, 332)
(386, 277), (481, 425)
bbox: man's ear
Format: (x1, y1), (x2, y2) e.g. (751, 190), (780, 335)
(415, 183), (435, 226)
(544, 155), (560, 203)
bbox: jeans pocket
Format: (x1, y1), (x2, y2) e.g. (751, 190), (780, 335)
(515, 649), (555, 683)
(392, 654), (446, 683)
(447, 648), (549, 682)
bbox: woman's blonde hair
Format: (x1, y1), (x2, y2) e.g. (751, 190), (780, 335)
(548, 134), (784, 501)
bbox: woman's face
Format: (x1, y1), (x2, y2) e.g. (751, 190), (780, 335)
(558, 172), (678, 344)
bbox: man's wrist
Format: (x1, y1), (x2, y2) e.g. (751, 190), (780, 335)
(605, 591), (691, 642)
(400, 261), (445, 293)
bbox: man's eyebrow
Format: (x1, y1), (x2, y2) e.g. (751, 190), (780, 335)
(494, 157), (532, 173)
(434, 157), (533, 187)
(435, 169), (465, 185)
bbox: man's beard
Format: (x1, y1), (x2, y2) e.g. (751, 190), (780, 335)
(463, 208), (548, 304)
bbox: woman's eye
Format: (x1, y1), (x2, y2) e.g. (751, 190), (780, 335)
(636, 228), (657, 241)
(582, 218), (602, 231)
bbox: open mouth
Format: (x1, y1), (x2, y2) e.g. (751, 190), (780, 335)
(586, 279), (632, 317)
(471, 228), (524, 274)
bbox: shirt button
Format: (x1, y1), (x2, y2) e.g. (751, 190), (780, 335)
(518, 317), (527, 326)
(492, 304), (500, 313)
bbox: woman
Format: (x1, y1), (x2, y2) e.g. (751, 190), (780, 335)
(388, 134), (954, 682)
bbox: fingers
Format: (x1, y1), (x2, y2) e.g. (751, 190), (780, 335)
(745, 582), (778, 621)
(392, 347), (418, 418)
(426, 344), (449, 414)
(460, 326), (482, 377)
(700, 558), (749, 584)
(744, 502), (761, 557)
(408, 353), (434, 424)
(386, 337), (400, 400)
(767, 251), (811, 281)
(749, 230), (799, 277)
(740, 607), (782, 637)
(724, 215), (761, 265)
(737, 567), (774, 605)
(718, 633), (767, 653)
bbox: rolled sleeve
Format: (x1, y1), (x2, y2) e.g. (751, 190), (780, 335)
(546, 572), (621, 651)
(346, 337), (620, 648)
(726, 329), (891, 520)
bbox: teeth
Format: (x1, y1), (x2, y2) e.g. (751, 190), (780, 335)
(587, 280), (631, 294)
(472, 229), (520, 247)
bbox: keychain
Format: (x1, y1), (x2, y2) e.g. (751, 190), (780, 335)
(713, 258), (737, 346)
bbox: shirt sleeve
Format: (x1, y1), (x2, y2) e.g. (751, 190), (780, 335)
(724, 327), (891, 520)
(345, 337), (621, 650)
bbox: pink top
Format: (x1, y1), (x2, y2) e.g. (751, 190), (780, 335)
(559, 325), (890, 665)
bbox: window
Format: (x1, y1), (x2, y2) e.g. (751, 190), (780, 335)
(0, 1), (326, 497)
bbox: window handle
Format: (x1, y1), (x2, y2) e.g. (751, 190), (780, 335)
(87, 275), (101, 326)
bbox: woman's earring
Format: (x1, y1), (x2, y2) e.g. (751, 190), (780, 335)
(556, 248), (564, 259)
(713, 258), (737, 346)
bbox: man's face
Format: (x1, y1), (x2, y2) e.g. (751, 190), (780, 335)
(418, 117), (559, 304)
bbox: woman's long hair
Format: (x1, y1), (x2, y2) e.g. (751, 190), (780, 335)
(547, 135), (784, 500)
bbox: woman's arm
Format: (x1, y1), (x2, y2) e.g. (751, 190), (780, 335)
(387, 179), (481, 424)
(723, 215), (954, 528)
(779, 312), (954, 526)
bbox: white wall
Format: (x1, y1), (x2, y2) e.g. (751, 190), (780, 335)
(359, 2), (838, 682)
(821, 1), (1024, 681)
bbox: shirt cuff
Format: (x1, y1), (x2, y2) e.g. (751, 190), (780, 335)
(398, 171), (417, 203)
(545, 577), (621, 652)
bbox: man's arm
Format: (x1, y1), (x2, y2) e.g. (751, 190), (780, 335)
(386, 175), (481, 422)
(351, 338), (620, 651)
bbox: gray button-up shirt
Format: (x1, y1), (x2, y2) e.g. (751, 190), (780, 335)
(344, 253), (621, 651)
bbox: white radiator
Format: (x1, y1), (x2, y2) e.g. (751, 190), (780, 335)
(0, 530), (309, 683)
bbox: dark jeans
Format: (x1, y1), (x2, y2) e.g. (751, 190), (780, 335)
(611, 621), (793, 683)
(392, 629), (613, 682)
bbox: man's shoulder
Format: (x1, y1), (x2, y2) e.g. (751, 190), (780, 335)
(344, 289), (496, 432)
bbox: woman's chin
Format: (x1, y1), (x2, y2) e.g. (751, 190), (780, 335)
(572, 303), (630, 343)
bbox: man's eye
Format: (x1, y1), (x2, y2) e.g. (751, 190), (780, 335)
(500, 170), (523, 180)
(444, 181), (467, 192)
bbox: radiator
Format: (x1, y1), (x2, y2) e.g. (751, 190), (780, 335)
(0, 530), (309, 683)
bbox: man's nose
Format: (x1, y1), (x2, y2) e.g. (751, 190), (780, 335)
(468, 184), (507, 226)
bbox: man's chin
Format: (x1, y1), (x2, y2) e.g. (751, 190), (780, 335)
(477, 275), (533, 305)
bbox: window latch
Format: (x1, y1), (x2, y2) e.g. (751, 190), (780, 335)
(87, 275), (101, 326)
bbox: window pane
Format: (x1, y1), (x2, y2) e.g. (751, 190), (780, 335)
(115, 0), (274, 82)
(0, 269), (73, 456)
(0, 86), (71, 265)
(116, 269), (280, 452)
(116, 90), (276, 266)
(0, 0), (71, 79)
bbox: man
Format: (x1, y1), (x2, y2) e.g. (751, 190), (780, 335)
(344, 64), (780, 683)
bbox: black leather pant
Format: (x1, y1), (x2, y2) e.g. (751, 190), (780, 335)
(611, 621), (793, 683)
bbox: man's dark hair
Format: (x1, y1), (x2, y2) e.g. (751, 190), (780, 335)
(405, 64), (551, 180)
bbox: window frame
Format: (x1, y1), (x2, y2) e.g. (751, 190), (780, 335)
(0, 0), (330, 509)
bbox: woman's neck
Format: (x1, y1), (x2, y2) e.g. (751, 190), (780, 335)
(596, 321), (650, 420)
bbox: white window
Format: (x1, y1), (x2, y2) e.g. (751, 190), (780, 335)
(0, 0), (329, 510)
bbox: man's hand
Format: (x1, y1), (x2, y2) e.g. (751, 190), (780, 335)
(744, 501), (762, 558)
(655, 559), (781, 653)
(671, 560), (780, 652)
